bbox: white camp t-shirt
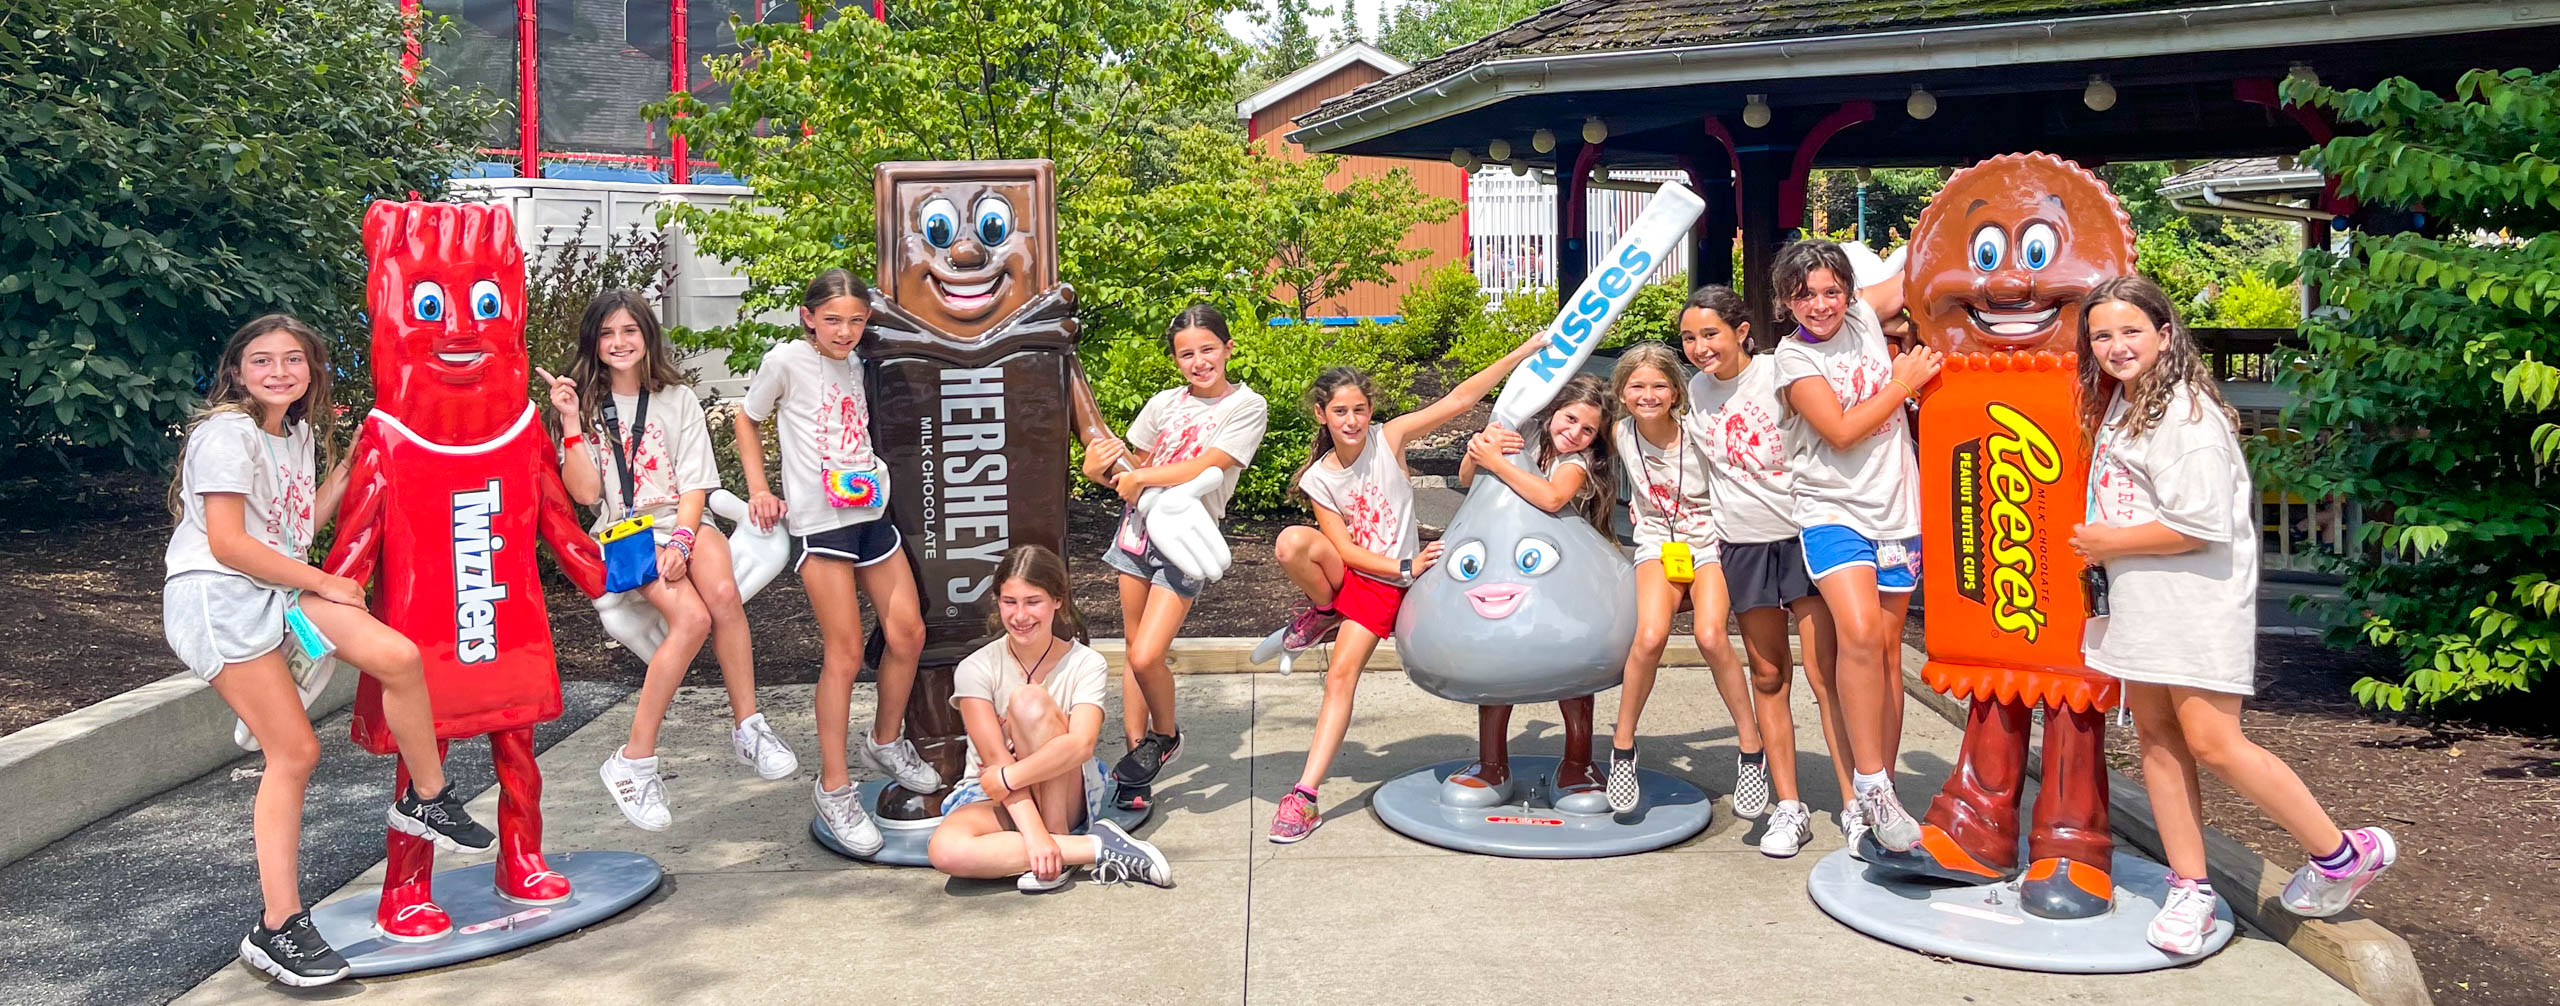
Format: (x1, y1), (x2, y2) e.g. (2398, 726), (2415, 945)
(1296, 423), (1420, 565)
(1125, 384), (1270, 519)
(1773, 300), (1922, 539)
(582, 383), (723, 534)
(1613, 417), (1716, 548)
(741, 339), (888, 537)
(949, 637), (1112, 778)
(2081, 387), (2260, 694)
(1686, 357), (1798, 545)
(164, 411), (317, 587)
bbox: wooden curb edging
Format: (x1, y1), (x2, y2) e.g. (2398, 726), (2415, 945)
(1897, 644), (2433, 1006)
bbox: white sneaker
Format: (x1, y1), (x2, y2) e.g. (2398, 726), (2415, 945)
(814, 780), (883, 856)
(1839, 801), (1872, 858)
(2281, 827), (2397, 918)
(1732, 754), (1771, 818)
(1760, 800), (1813, 858)
(859, 731), (944, 793)
(1017, 869), (1073, 893)
(599, 749), (671, 832)
(732, 713), (799, 781)
(2148, 881), (2220, 956)
(1856, 782), (1922, 853)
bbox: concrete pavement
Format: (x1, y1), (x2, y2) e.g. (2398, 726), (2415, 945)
(170, 665), (2362, 1006)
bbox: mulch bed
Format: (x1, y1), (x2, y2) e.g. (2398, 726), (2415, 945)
(7, 468), (2555, 1006)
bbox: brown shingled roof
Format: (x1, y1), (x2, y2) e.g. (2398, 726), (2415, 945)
(1300, 0), (2219, 127)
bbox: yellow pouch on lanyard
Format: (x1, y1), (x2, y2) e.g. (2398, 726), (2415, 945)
(1660, 541), (1696, 585)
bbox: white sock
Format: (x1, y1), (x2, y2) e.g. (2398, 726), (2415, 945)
(1852, 770), (1891, 795)
(616, 746), (655, 769)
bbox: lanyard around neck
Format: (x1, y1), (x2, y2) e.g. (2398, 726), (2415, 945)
(600, 391), (651, 511)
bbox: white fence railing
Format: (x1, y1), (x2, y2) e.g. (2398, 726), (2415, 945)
(1469, 169), (1692, 299)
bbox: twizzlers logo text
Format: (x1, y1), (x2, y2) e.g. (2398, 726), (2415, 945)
(452, 480), (507, 664)
(1949, 404), (2062, 641)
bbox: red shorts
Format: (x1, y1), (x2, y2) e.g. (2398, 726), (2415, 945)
(1333, 572), (1407, 639)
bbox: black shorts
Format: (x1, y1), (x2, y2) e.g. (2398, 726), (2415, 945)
(797, 519), (903, 570)
(1719, 538), (1817, 614)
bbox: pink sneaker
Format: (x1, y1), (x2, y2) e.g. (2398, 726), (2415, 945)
(1268, 786), (1322, 844)
(1281, 602), (1343, 651)
(2281, 827), (2397, 918)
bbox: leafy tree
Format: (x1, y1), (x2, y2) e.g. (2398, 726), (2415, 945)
(2272, 68), (2560, 710)
(1244, 0), (1331, 84)
(0, 0), (492, 467)
(1260, 155), (1458, 320)
(657, 1), (1454, 515)
(1375, 0), (1544, 63)
(1807, 168), (1940, 245)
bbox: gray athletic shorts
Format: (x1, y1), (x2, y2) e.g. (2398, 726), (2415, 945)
(163, 571), (291, 681)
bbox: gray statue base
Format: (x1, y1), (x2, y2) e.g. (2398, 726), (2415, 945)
(309, 850), (662, 977)
(1806, 847), (2234, 972)
(813, 776), (1152, 866)
(1373, 756), (1712, 859)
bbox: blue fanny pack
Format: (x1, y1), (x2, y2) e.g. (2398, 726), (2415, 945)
(600, 514), (660, 594)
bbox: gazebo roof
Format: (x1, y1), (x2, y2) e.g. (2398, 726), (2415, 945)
(1304, 0), (2195, 126)
(1288, 0), (2557, 164)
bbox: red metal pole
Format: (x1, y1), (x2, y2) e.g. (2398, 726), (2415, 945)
(399, 0), (420, 83)
(670, 0), (690, 183)
(518, 0), (539, 178)
(873, 0), (886, 19)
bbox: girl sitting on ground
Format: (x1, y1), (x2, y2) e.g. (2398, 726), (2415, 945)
(925, 545), (1173, 891)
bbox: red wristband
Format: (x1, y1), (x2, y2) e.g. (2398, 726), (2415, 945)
(562, 433), (585, 449)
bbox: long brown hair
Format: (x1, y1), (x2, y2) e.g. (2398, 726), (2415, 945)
(2074, 275), (2236, 443)
(983, 544), (1088, 644)
(1290, 366), (1378, 499)
(169, 314), (340, 516)
(1522, 375), (1617, 533)
(568, 290), (685, 439)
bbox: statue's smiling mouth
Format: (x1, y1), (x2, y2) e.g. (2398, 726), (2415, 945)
(1466, 583), (1528, 620)
(928, 270), (1007, 316)
(1965, 303), (2061, 340)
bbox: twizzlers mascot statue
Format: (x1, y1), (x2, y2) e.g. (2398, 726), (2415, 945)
(328, 202), (608, 940)
(1865, 153), (2135, 920)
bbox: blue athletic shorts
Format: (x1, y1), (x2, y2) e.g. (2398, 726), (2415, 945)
(1800, 524), (1920, 593)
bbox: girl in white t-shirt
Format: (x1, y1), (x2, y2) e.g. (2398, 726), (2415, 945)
(735, 269), (938, 857)
(2068, 277), (2393, 955)
(1680, 286), (1846, 857)
(1266, 330), (1552, 843)
(1081, 305), (1269, 807)
(1769, 239), (1942, 854)
(925, 546), (1172, 891)
(539, 291), (794, 833)
(162, 315), (491, 987)
(1606, 341), (1764, 818)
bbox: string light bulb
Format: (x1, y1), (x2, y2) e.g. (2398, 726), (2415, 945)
(1532, 128), (1556, 154)
(2084, 74), (2117, 112)
(1582, 116), (1608, 145)
(1742, 94), (1772, 129)
(1907, 86), (1938, 120)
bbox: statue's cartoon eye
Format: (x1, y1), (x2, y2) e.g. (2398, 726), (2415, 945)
(974, 194), (1013, 246)
(1447, 541), (1488, 581)
(469, 280), (503, 320)
(920, 197), (960, 249)
(1513, 536), (1559, 576)
(1969, 225), (2006, 271)
(410, 281), (447, 322)
(2018, 222), (2058, 270)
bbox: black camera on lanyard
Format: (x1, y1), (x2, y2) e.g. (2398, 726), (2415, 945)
(2081, 564), (2111, 617)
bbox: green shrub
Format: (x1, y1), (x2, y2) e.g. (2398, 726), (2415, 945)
(1396, 261), (1490, 359)
(2271, 67), (2560, 710)
(1448, 288), (1557, 374)
(1607, 281), (1691, 350)
(0, 0), (491, 468)
(2210, 270), (2303, 329)
(1227, 321), (1419, 515)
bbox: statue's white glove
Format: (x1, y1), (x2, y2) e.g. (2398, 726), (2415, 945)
(1134, 467), (1234, 583)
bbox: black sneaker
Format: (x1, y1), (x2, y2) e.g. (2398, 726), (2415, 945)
(1112, 730), (1185, 788)
(389, 784), (495, 853)
(239, 912), (350, 987)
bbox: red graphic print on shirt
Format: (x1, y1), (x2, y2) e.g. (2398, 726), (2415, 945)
(1720, 406), (1783, 479)
(266, 453), (315, 549)
(1340, 481), (1401, 555)
(820, 372), (875, 469)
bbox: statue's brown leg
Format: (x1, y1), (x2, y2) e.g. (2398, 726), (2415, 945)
(1870, 697), (2027, 882)
(1454, 705), (1513, 787)
(2020, 702), (2115, 919)
(1555, 695), (1599, 791)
